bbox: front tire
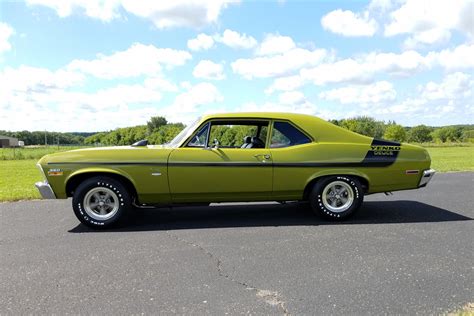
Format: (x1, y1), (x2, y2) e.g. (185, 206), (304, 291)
(309, 176), (363, 220)
(72, 177), (131, 228)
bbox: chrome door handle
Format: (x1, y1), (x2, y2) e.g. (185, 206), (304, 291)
(254, 154), (271, 159)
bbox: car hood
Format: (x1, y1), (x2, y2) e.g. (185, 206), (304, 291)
(38, 145), (174, 165)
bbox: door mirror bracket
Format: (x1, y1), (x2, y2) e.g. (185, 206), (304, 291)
(213, 138), (220, 149)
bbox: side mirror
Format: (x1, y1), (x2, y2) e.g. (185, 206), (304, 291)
(213, 138), (220, 149)
(132, 139), (148, 147)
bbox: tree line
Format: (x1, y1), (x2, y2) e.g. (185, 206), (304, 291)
(83, 117), (184, 146)
(330, 116), (473, 143)
(2, 116), (472, 146)
(0, 130), (86, 146)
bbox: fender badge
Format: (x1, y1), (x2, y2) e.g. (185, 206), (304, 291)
(48, 168), (63, 176)
(406, 170), (419, 175)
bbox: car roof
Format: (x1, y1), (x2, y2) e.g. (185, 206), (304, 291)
(201, 112), (323, 122)
(200, 112), (371, 144)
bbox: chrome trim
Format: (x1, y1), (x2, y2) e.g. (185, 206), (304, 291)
(321, 180), (354, 213)
(418, 169), (436, 187)
(35, 181), (56, 199)
(36, 163), (47, 180)
(83, 187), (119, 220)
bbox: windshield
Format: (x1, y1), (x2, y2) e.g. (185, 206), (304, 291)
(166, 117), (201, 148)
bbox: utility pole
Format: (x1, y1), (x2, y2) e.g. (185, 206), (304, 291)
(45, 130), (47, 146)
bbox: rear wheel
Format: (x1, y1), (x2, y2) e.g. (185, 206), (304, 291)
(72, 176), (131, 228)
(309, 176), (364, 220)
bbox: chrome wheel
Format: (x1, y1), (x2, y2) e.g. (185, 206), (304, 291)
(83, 187), (120, 221)
(321, 181), (354, 213)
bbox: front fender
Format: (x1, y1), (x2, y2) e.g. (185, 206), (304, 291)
(61, 167), (138, 198)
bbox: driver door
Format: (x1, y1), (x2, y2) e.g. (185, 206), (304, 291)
(168, 120), (273, 203)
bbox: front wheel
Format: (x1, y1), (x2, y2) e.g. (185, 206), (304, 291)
(309, 176), (364, 220)
(72, 176), (131, 228)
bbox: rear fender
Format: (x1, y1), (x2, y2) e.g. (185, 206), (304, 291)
(304, 169), (370, 198)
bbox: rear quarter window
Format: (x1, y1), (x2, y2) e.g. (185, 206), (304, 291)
(271, 121), (311, 148)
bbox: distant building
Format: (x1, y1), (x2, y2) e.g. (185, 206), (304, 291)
(0, 136), (20, 148)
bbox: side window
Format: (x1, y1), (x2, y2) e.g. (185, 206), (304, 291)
(271, 121), (311, 148)
(207, 121), (269, 148)
(187, 123), (209, 147)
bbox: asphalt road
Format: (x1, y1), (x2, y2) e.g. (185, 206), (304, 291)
(1, 172), (473, 315)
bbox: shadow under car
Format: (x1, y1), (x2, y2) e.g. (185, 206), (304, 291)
(69, 200), (472, 233)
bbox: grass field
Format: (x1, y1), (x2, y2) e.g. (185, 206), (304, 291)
(427, 147), (474, 172)
(0, 160), (42, 201)
(0, 146), (472, 202)
(0, 146), (89, 160)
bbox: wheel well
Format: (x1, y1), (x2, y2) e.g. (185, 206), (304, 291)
(66, 172), (138, 199)
(303, 175), (369, 200)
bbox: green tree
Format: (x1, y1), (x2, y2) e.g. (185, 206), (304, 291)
(339, 116), (385, 138)
(431, 126), (465, 143)
(147, 116), (168, 134)
(148, 123), (184, 145)
(407, 125), (433, 143)
(383, 124), (407, 142)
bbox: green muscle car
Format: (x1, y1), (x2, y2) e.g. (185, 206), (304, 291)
(35, 112), (435, 228)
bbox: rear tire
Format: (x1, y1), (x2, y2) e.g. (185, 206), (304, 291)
(309, 176), (363, 220)
(72, 176), (131, 229)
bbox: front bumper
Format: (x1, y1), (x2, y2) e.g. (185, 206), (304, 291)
(418, 169), (436, 187)
(35, 181), (56, 199)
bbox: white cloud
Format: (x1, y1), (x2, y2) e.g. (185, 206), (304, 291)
(419, 72), (473, 101)
(0, 22), (14, 54)
(426, 44), (474, 71)
(215, 29), (257, 49)
(0, 65), (84, 94)
(321, 9), (378, 37)
(170, 82), (223, 113)
(187, 33), (214, 51)
(67, 43), (191, 79)
(155, 82), (223, 124)
(121, 0), (236, 29)
(319, 81), (397, 105)
(57, 84), (163, 111)
(0, 74), (165, 132)
(187, 29), (257, 51)
(193, 60), (225, 80)
(256, 34), (296, 56)
(2, 102), (160, 132)
(278, 91), (306, 105)
(265, 75), (305, 94)
(232, 47), (329, 79)
(144, 76), (179, 92)
(368, 0), (394, 13)
(27, 0), (237, 28)
(26, 0), (120, 21)
(384, 0), (474, 47)
(267, 43), (474, 95)
(0, 64), (197, 131)
(301, 50), (428, 86)
(301, 58), (371, 86)
(373, 73), (474, 124)
(403, 28), (452, 49)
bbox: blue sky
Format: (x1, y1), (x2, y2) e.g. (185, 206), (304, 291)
(0, 0), (473, 132)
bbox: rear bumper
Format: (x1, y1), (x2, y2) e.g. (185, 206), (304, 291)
(35, 181), (56, 199)
(418, 169), (436, 187)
